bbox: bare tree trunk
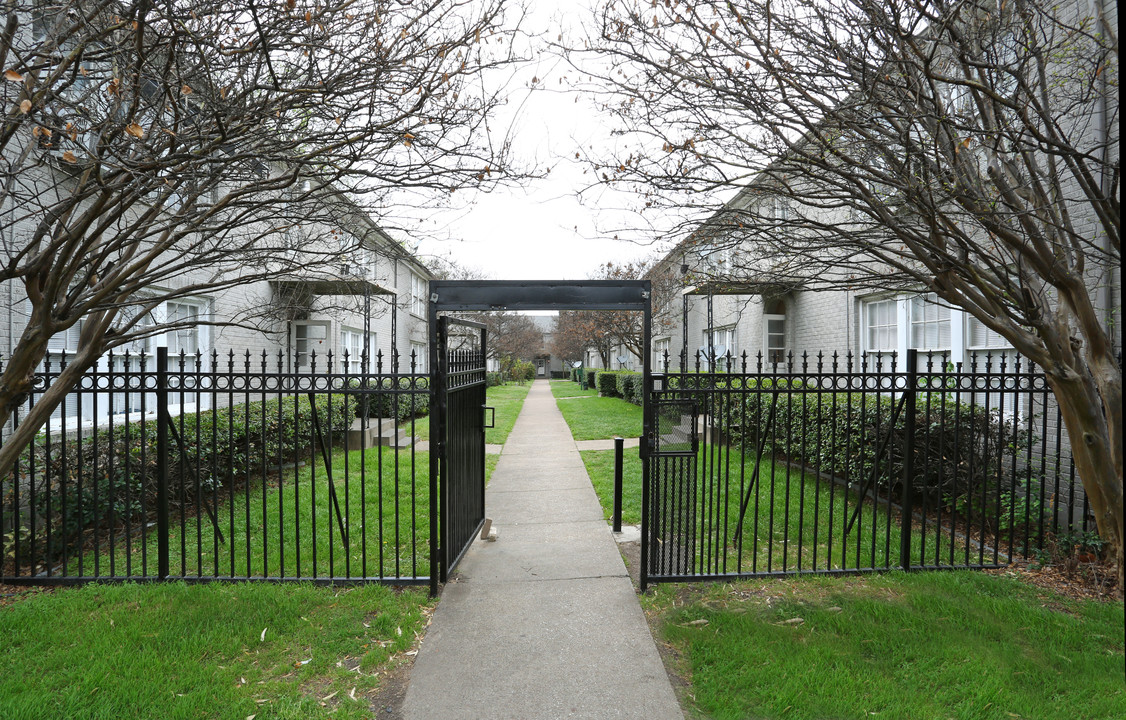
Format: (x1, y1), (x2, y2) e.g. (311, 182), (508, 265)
(1045, 368), (1124, 594)
(0, 342), (105, 480)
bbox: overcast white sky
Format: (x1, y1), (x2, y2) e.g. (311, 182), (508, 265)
(398, 2), (671, 281)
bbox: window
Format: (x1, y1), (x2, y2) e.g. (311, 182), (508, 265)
(966, 316), (1017, 367)
(40, 320), (84, 428)
(165, 299), (209, 371)
(909, 294), (951, 353)
(336, 231), (363, 277)
(966, 316), (1009, 350)
(410, 274), (427, 317)
(763, 298), (787, 364)
(653, 337), (671, 370)
(166, 302), (200, 355)
(411, 342), (427, 372)
(701, 327), (736, 370)
(770, 195), (790, 222)
(764, 315), (786, 364)
(703, 244), (732, 271)
(965, 317), (1023, 416)
(340, 329), (376, 374)
(293, 321), (329, 370)
(863, 298), (898, 353)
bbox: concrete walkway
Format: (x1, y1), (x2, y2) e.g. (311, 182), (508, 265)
(402, 380), (683, 720)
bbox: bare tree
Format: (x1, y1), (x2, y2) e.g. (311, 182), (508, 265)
(483, 310), (542, 367)
(0, 0), (525, 475)
(577, 0), (1121, 581)
(550, 310), (590, 369)
(588, 258), (679, 361)
(554, 308), (614, 369)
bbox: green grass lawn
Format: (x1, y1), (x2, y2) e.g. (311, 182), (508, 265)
(583, 442), (962, 574)
(66, 385), (527, 583)
(568, 392), (971, 573)
(82, 448), (499, 582)
(483, 383), (531, 444)
(555, 394), (642, 441)
(646, 571), (1125, 720)
(0, 582), (433, 720)
(402, 382), (530, 445)
(580, 448), (643, 525)
(549, 378), (599, 399)
(79, 447), (432, 581)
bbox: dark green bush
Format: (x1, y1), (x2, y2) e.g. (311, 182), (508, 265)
(613, 371), (644, 406)
(486, 372), (505, 387)
(630, 374), (645, 405)
(615, 373), (635, 402)
(710, 380), (1031, 511)
(597, 371), (620, 397)
(15, 392), (359, 564)
(354, 387), (430, 421)
(507, 359), (535, 383)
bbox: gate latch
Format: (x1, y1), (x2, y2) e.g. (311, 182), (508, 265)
(483, 406), (495, 429)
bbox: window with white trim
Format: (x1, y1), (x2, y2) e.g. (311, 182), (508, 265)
(701, 327), (736, 370)
(965, 316), (1023, 415)
(764, 315), (786, 364)
(770, 195), (790, 222)
(966, 316), (1010, 351)
(410, 342), (428, 372)
(410, 274), (427, 317)
(340, 328), (376, 374)
(763, 298), (787, 365)
(863, 298), (898, 353)
(909, 294), (951, 353)
(165, 299), (211, 372)
(653, 337), (671, 370)
(292, 321), (329, 370)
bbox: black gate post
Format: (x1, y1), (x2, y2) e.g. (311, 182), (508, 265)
(428, 306), (443, 597)
(900, 348), (918, 571)
(156, 346), (170, 580)
(478, 324), (488, 535)
(640, 284), (653, 591)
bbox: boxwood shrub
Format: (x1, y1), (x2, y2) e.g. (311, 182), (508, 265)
(354, 386), (430, 421)
(597, 370), (621, 397)
(15, 391), (371, 564)
(706, 377), (1032, 511)
(613, 371), (644, 406)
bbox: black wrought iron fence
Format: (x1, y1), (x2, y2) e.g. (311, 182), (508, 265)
(643, 348), (1092, 586)
(1, 346), (432, 586)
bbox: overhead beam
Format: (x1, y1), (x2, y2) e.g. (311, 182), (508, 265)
(429, 280), (651, 311)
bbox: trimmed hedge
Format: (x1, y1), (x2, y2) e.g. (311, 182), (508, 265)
(702, 376), (1032, 510)
(597, 370), (621, 397)
(355, 387), (430, 421)
(16, 392), (368, 564)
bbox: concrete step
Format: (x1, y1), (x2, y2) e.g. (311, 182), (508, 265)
(346, 418), (414, 449)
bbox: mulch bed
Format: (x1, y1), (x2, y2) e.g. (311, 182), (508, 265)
(985, 559), (1120, 603)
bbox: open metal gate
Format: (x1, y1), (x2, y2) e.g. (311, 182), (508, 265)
(427, 280), (652, 596)
(430, 317), (488, 594)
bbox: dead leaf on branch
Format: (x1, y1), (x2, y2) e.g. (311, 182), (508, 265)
(4, 69), (23, 83)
